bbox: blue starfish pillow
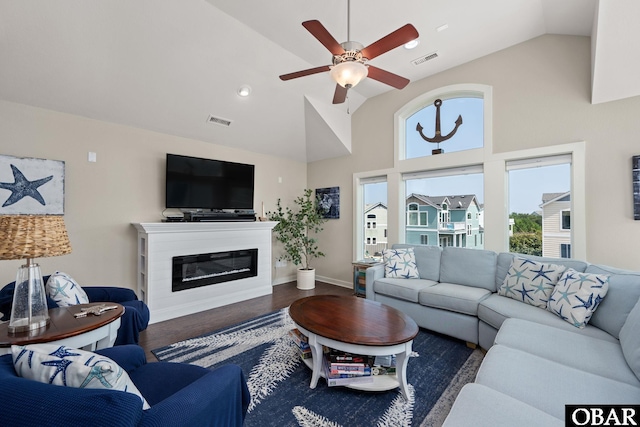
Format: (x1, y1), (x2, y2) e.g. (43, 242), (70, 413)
(46, 271), (89, 306)
(498, 257), (565, 308)
(547, 268), (610, 329)
(12, 344), (149, 409)
(383, 248), (419, 279)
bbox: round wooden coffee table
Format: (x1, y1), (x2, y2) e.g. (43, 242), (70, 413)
(0, 303), (123, 355)
(289, 295), (419, 399)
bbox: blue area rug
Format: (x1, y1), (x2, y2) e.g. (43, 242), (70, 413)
(152, 308), (483, 427)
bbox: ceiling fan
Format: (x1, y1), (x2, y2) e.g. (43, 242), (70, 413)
(279, 2), (419, 104)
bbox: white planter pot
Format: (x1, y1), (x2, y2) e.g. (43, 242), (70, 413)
(296, 268), (316, 290)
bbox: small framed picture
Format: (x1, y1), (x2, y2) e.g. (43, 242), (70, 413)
(316, 187), (340, 219)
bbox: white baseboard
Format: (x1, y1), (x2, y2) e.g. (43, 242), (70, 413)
(271, 274), (351, 289)
(315, 275), (351, 289)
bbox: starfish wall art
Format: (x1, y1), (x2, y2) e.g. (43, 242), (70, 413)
(0, 154), (65, 214)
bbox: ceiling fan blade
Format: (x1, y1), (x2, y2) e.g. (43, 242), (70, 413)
(360, 24), (419, 60)
(302, 20), (344, 55)
(279, 65), (331, 81)
(332, 84), (348, 104)
(367, 65), (410, 89)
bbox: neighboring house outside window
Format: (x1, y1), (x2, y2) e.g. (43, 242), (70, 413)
(541, 192), (571, 258)
(405, 193), (483, 248)
(364, 202), (388, 259)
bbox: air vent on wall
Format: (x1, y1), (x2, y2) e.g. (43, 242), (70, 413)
(411, 51), (439, 66)
(207, 115), (232, 127)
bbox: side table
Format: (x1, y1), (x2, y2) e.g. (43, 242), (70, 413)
(0, 303), (123, 355)
(352, 260), (383, 297)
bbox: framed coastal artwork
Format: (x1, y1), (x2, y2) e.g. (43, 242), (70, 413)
(634, 155), (640, 220)
(0, 154), (65, 215)
(316, 186), (340, 219)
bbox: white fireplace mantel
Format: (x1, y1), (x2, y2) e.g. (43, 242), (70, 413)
(133, 221), (277, 324)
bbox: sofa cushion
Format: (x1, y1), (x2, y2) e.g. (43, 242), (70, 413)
(619, 298), (640, 382)
(495, 252), (588, 291)
(478, 294), (618, 343)
(440, 247), (497, 291)
(442, 384), (563, 427)
(547, 268), (609, 328)
(495, 318), (639, 387)
(45, 272), (89, 306)
(419, 283), (491, 316)
(383, 248), (419, 279)
(587, 264), (640, 338)
(393, 244), (442, 281)
(373, 278), (436, 303)
(476, 345), (640, 420)
(12, 344), (149, 409)
(498, 257), (565, 308)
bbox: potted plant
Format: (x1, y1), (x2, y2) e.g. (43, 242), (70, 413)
(268, 189), (327, 290)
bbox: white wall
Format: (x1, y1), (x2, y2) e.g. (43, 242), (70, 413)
(309, 34), (640, 286)
(0, 100), (306, 288)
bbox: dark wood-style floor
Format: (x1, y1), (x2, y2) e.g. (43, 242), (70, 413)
(139, 281), (353, 361)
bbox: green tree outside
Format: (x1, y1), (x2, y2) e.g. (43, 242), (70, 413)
(509, 213), (542, 256)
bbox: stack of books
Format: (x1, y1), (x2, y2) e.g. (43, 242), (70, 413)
(288, 328), (311, 360)
(323, 349), (374, 387)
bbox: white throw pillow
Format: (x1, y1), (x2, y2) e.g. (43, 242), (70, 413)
(547, 268), (610, 329)
(12, 344), (149, 409)
(498, 257), (565, 308)
(383, 248), (419, 279)
(46, 271), (89, 306)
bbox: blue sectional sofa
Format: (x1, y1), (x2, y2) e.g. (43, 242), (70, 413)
(365, 244), (640, 426)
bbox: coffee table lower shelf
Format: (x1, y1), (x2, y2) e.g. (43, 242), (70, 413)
(295, 324), (413, 399)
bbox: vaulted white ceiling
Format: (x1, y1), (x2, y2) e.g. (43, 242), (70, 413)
(0, 0), (637, 163)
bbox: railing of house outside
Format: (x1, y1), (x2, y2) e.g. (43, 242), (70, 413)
(439, 222), (466, 231)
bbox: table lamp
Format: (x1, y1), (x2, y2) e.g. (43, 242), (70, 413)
(0, 215), (72, 333)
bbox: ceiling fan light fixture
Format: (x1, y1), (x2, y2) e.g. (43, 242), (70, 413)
(330, 61), (368, 88)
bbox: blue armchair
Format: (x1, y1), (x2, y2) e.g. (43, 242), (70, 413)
(0, 276), (150, 346)
(0, 344), (250, 427)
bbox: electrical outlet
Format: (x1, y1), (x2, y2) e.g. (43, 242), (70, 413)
(275, 260), (287, 268)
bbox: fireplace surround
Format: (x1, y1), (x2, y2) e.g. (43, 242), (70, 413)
(133, 221), (276, 323)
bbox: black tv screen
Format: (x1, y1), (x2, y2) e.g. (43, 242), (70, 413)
(165, 154), (255, 210)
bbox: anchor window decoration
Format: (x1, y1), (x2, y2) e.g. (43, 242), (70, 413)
(415, 99), (463, 155)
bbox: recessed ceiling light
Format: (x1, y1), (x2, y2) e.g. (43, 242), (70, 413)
(436, 24), (449, 32)
(404, 39), (420, 50)
(237, 85), (252, 97)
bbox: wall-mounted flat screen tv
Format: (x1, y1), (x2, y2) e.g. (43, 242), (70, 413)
(165, 153), (255, 210)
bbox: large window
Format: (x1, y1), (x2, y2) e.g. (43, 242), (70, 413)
(354, 83), (585, 262)
(404, 167), (484, 249)
(507, 155), (571, 257)
(361, 178), (388, 260)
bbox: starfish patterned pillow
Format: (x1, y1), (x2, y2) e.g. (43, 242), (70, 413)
(498, 257), (566, 308)
(46, 271), (89, 306)
(547, 268), (610, 329)
(383, 248), (419, 279)
(12, 344), (149, 409)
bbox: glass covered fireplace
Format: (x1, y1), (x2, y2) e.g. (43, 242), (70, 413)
(172, 248), (258, 292)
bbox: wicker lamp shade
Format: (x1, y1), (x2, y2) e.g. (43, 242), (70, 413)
(0, 215), (72, 260)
